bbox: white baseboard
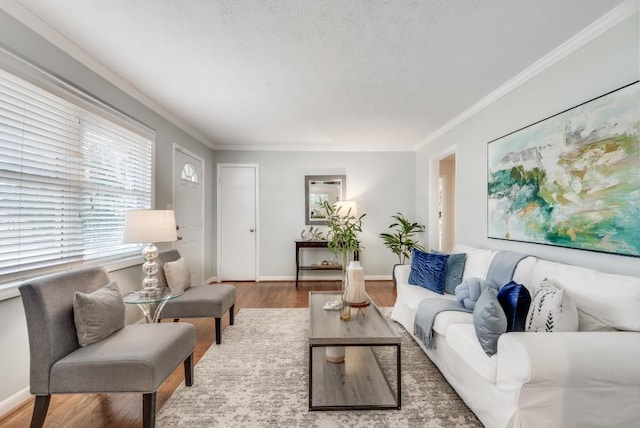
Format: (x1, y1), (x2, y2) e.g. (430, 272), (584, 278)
(0, 386), (30, 419)
(258, 275), (392, 282)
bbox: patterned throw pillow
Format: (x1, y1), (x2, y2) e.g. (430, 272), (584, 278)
(164, 257), (192, 292)
(73, 281), (125, 346)
(526, 279), (579, 332)
(408, 249), (449, 294)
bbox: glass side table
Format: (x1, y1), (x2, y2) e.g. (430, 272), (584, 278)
(123, 288), (184, 323)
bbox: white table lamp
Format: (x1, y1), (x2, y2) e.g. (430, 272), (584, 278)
(123, 210), (177, 294)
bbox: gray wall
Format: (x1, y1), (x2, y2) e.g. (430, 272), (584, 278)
(0, 10), (215, 410)
(416, 12), (640, 278)
(213, 150), (417, 279)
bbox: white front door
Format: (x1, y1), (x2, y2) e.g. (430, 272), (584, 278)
(217, 164), (258, 281)
(173, 145), (205, 285)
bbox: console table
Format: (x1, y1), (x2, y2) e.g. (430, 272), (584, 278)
(295, 240), (342, 287)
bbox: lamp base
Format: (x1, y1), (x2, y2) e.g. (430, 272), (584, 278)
(140, 243), (160, 294)
(138, 289), (160, 298)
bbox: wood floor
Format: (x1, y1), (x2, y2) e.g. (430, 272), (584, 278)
(2, 280), (396, 428)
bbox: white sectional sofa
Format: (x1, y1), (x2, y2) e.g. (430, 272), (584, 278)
(391, 244), (640, 428)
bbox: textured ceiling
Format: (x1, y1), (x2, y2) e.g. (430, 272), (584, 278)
(5, 0), (629, 151)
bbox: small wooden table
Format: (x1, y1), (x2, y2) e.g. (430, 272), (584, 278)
(308, 291), (402, 410)
(295, 240), (341, 287)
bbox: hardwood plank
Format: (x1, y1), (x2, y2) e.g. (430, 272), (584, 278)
(1, 280), (396, 428)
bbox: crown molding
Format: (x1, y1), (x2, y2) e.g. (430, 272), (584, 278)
(1, 0), (215, 149)
(212, 142), (415, 152)
(415, 0), (640, 151)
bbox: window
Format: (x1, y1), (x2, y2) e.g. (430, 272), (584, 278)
(0, 60), (153, 285)
(181, 162), (198, 183)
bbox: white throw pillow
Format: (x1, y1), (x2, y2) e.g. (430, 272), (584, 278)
(164, 257), (191, 292)
(526, 278), (578, 332)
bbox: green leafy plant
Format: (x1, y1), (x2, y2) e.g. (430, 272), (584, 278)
(323, 200), (366, 319)
(323, 200), (365, 263)
(379, 213), (426, 265)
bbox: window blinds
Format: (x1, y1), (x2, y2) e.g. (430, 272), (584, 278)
(0, 67), (153, 282)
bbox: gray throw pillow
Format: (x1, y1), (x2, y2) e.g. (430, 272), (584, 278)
(473, 287), (507, 356)
(432, 250), (467, 294)
(455, 277), (498, 310)
(73, 280), (125, 346)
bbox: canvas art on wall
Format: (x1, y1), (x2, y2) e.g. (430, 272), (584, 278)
(488, 81), (639, 257)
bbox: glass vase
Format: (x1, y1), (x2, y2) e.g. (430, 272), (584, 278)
(340, 252), (351, 321)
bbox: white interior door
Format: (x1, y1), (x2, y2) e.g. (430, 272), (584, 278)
(217, 164), (258, 281)
(173, 146), (205, 285)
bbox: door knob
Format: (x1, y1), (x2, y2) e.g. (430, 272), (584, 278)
(250, 228), (255, 232)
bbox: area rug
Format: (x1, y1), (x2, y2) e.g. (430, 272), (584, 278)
(157, 308), (482, 427)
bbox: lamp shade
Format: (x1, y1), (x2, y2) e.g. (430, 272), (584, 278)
(334, 200), (357, 218)
(123, 210), (177, 243)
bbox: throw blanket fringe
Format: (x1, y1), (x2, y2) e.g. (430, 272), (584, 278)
(486, 251), (528, 288)
(414, 298), (471, 349)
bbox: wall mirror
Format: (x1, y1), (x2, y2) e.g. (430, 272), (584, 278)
(305, 175), (346, 225)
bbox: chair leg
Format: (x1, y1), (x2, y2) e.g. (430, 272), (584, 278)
(215, 317), (222, 345)
(143, 392), (156, 428)
(184, 352), (194, 386)
(229, 305), (235, 325)
(30, 395), (50, 428)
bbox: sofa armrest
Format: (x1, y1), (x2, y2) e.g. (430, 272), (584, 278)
(394, 264), (411, 285)
(496, 331), (640, 389)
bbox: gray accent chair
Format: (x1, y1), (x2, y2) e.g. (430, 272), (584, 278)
(156, 249), (236, 344)
(19, 266), (196, 428)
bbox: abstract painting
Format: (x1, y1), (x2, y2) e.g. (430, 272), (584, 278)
(488, 81), (639, 257)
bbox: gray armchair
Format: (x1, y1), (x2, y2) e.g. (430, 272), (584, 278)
(19, 266), (196, 428)
(156, 249), (236, 344)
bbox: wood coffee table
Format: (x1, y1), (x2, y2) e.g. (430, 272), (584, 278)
(308, 291), (402, 410)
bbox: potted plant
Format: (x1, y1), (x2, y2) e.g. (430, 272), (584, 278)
(323, 200), (365, 321)
(379, 213), (426, 286)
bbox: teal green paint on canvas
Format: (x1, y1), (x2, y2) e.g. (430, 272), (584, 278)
(487, 82), (640, 257)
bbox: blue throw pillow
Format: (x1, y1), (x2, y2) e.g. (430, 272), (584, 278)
(408, 249), (449, 294)
(497, 281), (532, 332)
(432, 250), (467, 295)
(473, 287), (507, 356)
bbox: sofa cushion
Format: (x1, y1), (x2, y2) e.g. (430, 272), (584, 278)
(408, 249), (449, 294)
(446, 323), (497, 383)
(453, 244), (496, 281)
(473, 287), (508, 356)
(526, 279), (579, 332)
(432, 250), (467, 295)
(432, 310), (474, 336)
(73, 281), (125, 347)
(530, 260), (640, 332)
(498, 281), (532, 332)
(164, 257), (192, 292)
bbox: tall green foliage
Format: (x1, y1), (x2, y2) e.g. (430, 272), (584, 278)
(379, 213), (425, 264)
(323, 201), (365, 263)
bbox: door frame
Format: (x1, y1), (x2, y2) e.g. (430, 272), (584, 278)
(428, 146), (456, 251)
(216, 163), (260, 282)
(172, 143), (206, 283)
